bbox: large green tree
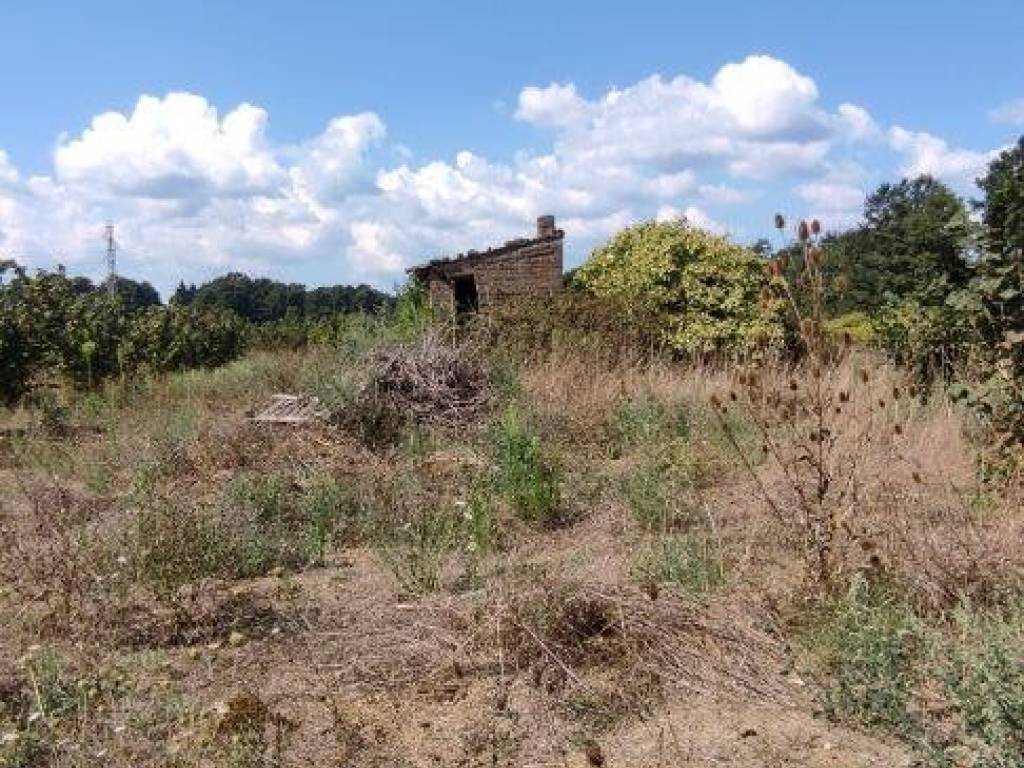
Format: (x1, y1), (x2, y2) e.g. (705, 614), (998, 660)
(824, 176), (973, 314)
(969, 136), (1024, 450)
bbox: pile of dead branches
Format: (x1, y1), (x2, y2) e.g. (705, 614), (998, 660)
(360, 332), (491, 431)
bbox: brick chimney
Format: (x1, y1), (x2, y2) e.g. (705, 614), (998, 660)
(537, 214), (556, 238)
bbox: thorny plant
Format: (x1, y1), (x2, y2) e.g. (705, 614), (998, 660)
(712, 216), (918, 590)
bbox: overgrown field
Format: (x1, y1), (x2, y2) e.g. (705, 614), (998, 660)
(1, 310), (1021, 768)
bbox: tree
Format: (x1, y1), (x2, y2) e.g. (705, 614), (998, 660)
(968, 136), (1024, 452)
(825, 176), (973, 314)
(573, 218), (783, 355)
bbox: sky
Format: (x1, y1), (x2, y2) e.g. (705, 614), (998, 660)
(1, 0), (1022, 297)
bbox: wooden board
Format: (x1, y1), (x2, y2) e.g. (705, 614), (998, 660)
(252, 394), (327, 424)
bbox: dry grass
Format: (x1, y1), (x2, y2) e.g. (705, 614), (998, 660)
(0, 339), (1020, 767)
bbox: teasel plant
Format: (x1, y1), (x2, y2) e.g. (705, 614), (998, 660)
(712, 215), (914, 591)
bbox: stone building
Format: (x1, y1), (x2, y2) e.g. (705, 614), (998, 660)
(408, 215), (564, 313)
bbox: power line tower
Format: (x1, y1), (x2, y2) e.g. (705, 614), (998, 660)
(104, 222), (118, 297)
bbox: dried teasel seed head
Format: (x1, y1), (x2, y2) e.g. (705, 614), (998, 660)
(894, 424), (903, 435)
(908, 385), (918, 398)
(912, 471), (922, 484)
(774, 213), (785, 230)
(839, 391), (850, 403)
(859, 369), (869, 384)
(892, 386), (901, 400)
(729, 391), (738, 402)
(811, 365), (821, 380)
(842, 331), (853, 347)
(798, 220), (810, 242)
(807, 247), (822, 269)
(878, 399), (886, 409)
(811, 219), (821, 236)
(809, 431), (819, 442)
(788, 379), (798, 391)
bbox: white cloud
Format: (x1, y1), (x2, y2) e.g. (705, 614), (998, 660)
(710, 55), (820, 137)
(834, 103), (881, 141)
(888, 126), (998, 183)
(54, 93), (283, 198)
(289, 112), (386, 202)
(516, 83), (588, 127)
(0, 54), (1010, 293)
(697, 183), (759, 205)
(0, 150), (18, 185)
(990, 98), (1024, 126)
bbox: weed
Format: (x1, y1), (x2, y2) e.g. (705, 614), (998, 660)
(633, 535), (725, 595)
(378, 508), (461, 594)
(493, 407), (561, 525)
(23, 649), (81, 720)
(611, 392), (665, 452)
(816, 580), (923, 734)
(300, 478), (363, 564)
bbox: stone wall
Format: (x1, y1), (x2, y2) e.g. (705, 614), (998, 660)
(418, 216), (564, 312)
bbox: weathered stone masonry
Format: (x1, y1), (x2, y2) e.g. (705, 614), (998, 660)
(408, 215), (564, 313)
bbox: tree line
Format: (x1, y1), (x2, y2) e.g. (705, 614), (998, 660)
(0, 267), (394, 404)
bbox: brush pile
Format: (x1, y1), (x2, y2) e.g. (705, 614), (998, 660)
(362, 332), (491, 430)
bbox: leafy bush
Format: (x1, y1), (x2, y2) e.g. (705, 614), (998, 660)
(810, 581), (1024, 767)
(817, 582), (924, 733)
(573, 219), (783, 355)
(119, 304), (246, 374)
(872, 298), (977, 383)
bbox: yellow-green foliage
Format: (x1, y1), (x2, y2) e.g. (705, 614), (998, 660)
(573, 219), (783, 354)
(823, 312), (876, 345)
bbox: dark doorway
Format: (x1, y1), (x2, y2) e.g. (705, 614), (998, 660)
(452, 274), (479, 314)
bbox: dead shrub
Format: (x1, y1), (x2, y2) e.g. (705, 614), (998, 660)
(871, 485), (1024, 613)
(345, 332), (491, 443)
(111, 586), (287, 649)
(475, 574), (792, 707)
(0, 479), (125, 629)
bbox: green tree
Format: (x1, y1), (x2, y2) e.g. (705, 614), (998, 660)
(573, 218), (783, 355)
(968, 136), (1024, 452)
(824, 176), (973, 314)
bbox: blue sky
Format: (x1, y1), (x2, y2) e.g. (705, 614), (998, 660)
(1, 0), (1022, 295)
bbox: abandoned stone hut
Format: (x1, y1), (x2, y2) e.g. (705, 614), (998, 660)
(408, 215), (564, 313)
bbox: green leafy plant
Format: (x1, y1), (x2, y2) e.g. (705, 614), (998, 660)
(573, 218), (784, 355)
(493, 407), (561, 525)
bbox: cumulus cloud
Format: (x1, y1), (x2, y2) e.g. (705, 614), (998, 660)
(0, 54), (1009, 293)
(515, 83), (588, 127)
(990, 98), (1024, 126)
(888, 126), (998, 183)
(54, 93), (283, 199)
(0, 150), (18, 186)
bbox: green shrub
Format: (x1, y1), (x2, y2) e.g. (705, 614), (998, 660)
(823, 311), (876, 345)
(818, 582), (924, 734)
(573, 219), (784, 355)
(935, 604), (1024, 767)
(493, 408), (561, 525)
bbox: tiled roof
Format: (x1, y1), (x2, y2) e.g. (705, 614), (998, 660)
(408, 229), (564, 276)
